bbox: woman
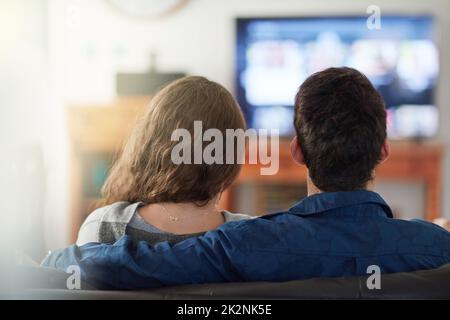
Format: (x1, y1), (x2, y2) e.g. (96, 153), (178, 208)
(77, 76), (252, 246)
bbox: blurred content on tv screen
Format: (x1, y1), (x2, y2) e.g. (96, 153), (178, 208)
(236, 16), (439, 139)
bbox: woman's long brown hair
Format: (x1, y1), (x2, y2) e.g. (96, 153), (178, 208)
(100, 76), (246, 207)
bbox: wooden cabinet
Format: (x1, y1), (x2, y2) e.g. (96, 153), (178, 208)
(67, 99), (444, 243)
(67, 97), (149, 242)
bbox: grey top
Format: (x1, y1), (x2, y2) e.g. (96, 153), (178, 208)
(76, 202), (253, 246)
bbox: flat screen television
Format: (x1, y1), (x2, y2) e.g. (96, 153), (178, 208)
(235, 16), (439, 139)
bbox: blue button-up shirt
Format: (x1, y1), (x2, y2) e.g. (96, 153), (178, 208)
(43, 191), (450, 289)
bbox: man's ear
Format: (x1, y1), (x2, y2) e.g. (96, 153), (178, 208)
(380, 139), (390, 164)
(290, 136), (306, 165)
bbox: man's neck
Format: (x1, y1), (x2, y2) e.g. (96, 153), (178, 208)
(306, 175), (322, 196)
(306, 174), (373, 196)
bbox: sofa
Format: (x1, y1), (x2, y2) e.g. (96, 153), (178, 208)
(4, 263), (450, 300)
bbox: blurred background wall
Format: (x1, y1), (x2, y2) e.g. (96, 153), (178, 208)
(0, 0), (449, 254)
(0, 0), (51, 260)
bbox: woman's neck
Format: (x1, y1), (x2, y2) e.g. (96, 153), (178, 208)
(138, 197), (224, 235)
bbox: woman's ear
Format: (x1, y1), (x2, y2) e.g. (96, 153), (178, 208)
(290, 136), (306, 165)
(380, 139), (390, 164)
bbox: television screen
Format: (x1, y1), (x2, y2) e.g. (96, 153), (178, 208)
(236, 16), (439, 138)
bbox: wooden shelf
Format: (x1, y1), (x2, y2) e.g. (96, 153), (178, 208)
(68, 97), (150, 153)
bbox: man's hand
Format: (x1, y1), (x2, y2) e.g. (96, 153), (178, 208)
(433, 218), (450, 232)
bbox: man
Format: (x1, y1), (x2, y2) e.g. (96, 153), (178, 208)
(43, 67), (450, 289)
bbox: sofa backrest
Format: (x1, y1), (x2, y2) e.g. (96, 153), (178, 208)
(6, 263), (450, 299)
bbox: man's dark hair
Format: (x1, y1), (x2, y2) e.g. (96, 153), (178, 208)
(294, 67), (387, 191)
